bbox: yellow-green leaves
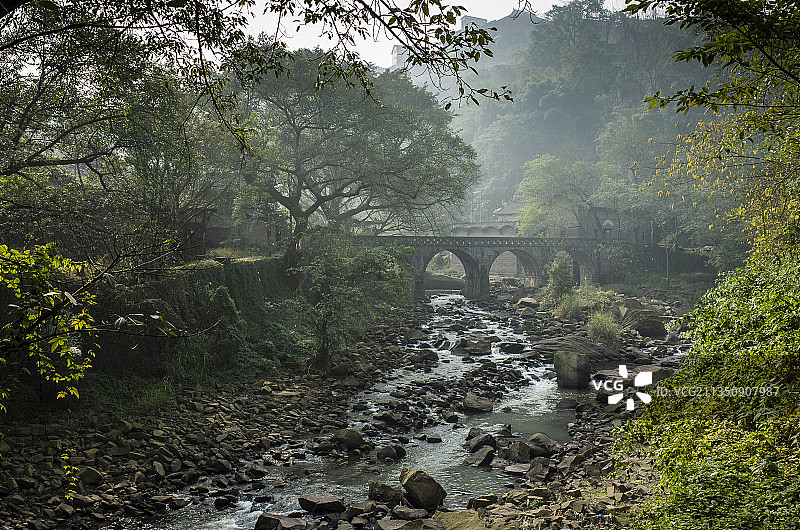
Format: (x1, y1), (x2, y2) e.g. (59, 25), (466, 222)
(0, 243), (97, 422)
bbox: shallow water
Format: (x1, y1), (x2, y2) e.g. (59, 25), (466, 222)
(110, 292), (586, 530)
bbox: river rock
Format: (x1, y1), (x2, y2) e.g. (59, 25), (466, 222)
(621, 308), (666, 337)
(553, 350), (590, 389)
(557, 453), (587, 474)
(503, 463), (530, 476)
(506, 441), (531, 463)
(526, 433), (557, 457)
(432, 510), (485, 530)
(78, 466), (104, 486)
(346, 500), (377, 518)
(516, 297), (539, 309)
(255, 513), (308, 530)
(467, 433), (496, 452)
(393, 506), (430, 520)
(333, 428), (363, 450)
(465, 427), (484, 441)
(463, 392), (493, 413)
(368, 481), (404, 507)
(298, 494), (345, 514)
(526, 457), (554, 482)
(633, 365), (675, 384)
(377, 446), (399, 461)
(464, 446), (495, 467)
(466, 494), (498, 510)
(498, 342), (527, 354)
(530, 335), (623, 365)
(399, 468), (447, 510)
(450, 336), (491, 356)
(442, 411), (459, 423)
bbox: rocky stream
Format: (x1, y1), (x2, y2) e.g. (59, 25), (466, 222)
(0, 291), (689, 530)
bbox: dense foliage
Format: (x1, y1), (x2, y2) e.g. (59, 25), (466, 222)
(0, 0), (487, 413)
(233, 49), (480, 249)
(617, 2), (800, 528)
(450, 0), (745, 268)
(0, 244), (95, 412)
(544, 250), (576, 302)
(286, 232), (411, 372)
(623, 254), (800, 529)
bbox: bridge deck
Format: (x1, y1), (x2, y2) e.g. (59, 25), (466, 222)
(358, 235), (637, 247)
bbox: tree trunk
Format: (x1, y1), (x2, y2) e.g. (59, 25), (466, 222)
(310, 319), (331, 373)
(285, 216), (308, 290)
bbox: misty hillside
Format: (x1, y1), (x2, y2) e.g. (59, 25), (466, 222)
(445, 4), (710, 215)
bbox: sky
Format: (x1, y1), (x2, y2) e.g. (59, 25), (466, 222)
(246, 0), (627, 69)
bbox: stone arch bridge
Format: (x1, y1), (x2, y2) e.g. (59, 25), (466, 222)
(359, 236), (631, 299)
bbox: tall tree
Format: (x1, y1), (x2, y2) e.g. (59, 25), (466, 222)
(237, 50), (480, 253)
(516, 154), (619, 237)
(625, 0), (800, 253)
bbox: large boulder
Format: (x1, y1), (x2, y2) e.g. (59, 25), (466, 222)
(525, 457), (553, 483)
(77, 467), (104, 486)
(377, 446), (399, 461)
(554, 350), (590, 389)
(529, 334), (623, 365)
(450, 334), (492, 356)
(505, 441), (531, 463)
(515, 298), (539, 310)
(463, 392), (493, 413)
(333, 428), (363, 450)
(369, 481), (404, 508)
(463, 446), (495, 467)
(298, 494), (346, 514)
(526, 433), (558, 457)
(498, 342), (527, 354)
(620, 307), (667, 337)
(399, 468), (447, 510)
(467, 432), (497, 453)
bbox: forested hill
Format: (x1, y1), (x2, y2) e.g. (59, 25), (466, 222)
(448, 1), (710, 216)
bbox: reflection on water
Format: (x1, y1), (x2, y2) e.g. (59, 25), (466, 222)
(110, 292), (584, 530)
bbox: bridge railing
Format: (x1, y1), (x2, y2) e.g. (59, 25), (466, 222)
(356, 235), (640, 248)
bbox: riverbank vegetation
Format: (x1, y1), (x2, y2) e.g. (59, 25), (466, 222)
(0, 1), (486, 420)
(617, 1), (800, 528)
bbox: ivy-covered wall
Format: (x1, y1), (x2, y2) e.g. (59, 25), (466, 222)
(92, 257), (290, 379)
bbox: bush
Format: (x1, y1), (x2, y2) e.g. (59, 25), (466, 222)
(587, 311), (620, 349)
(552, 292), (581, 320)
(291, 231), (411, 372)
(545, 251), (576, 302)
(621, 253), (800, 530)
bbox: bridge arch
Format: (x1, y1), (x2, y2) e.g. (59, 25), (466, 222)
(414, 248), (482, 300)
(564, 249), (597, 285)
(489, 249), (543, 287)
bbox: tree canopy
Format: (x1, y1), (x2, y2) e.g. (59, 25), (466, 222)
(235, 49), (480, 248)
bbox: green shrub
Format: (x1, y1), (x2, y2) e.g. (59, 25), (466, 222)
(552, 292), (581, 320)
(621, 253), (800, 530)
(587, 311), (620, 349)
(545, 251), (576, 302)
(577, 284), (617, 308)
